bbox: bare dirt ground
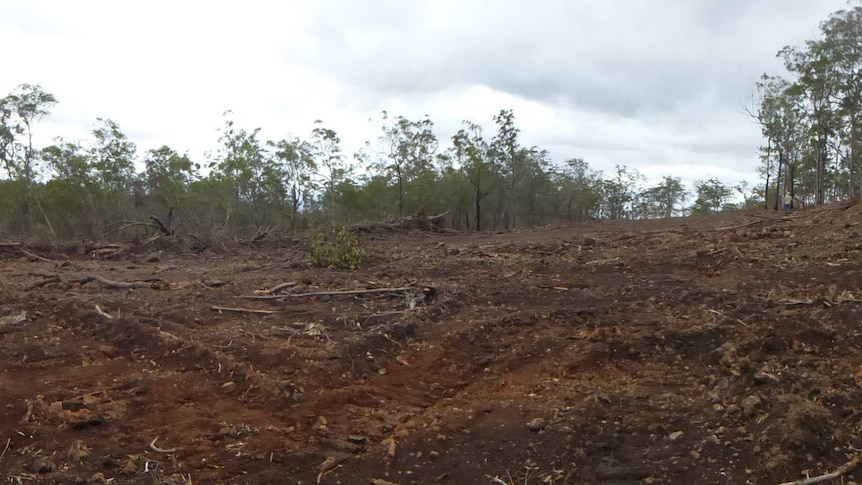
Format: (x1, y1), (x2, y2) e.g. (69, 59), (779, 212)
(3, 204), (862, 485)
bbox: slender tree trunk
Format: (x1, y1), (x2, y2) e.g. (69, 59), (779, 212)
(850, 116), (856, 199)
(789, 163), (796, 205)
(475, 186), (482, 231)
(764, 138), (771, 210)
(774, 151), (784, 211)
(397, 168), (404, 216)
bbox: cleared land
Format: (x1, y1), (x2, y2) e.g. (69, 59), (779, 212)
(2, 205), (862, 484)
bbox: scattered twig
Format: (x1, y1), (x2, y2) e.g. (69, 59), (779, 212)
(317, 457), (342, 485)
(585, 257), (621, 266)
(776, 454), (860, 485)
(6, 475), (36, 482)
(100, 221), (159, 239)
(18, 248), (57, 264)
(781, 299), (817, 306)
(240, 384), (254, 400)
(708, 309), (749, 327)
(752, 214), (793, 221)
(241, 286), (420, 300)
(210, 306), (281, 315)
(239, 329), (267, 341)
(242, 257), (293, 274)
(716, 220), (766, 231)
(79, 275), (159, 289)
(0, 437), (10, 463)
(362, 311), (405, 324)
(254, 281), (298, 295)
(149, 437), (181, 454)
(94, 305), (114, 319)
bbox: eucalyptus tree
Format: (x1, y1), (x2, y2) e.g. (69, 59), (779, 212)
(550, 158), (600, 222)
(142, 145), (198, 211)
(819, 6), (862, 197)
(752, 75), (807, 207)
(780, 39), (838, 205)
(692, 178), (732, 214)
(0, 84), (57, 187)
(597, 165), (643, 219)
(90, 118), (137, 193)
(374, 111), (439, 215)
(641, 176), (687, 218)
(491, 109), (521, 229)
(452, 121), (495, 230)
(310, 121), (347, 217)
(267, 136), (316, 228)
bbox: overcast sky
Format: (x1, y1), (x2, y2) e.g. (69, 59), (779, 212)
(0, 0), (849, 190)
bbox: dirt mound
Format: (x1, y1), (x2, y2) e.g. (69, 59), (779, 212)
(3, 204), (862, 483)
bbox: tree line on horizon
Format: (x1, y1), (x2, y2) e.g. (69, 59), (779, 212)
(0, 88), (756, 242)
(14, 3), (862, 242)
(0, 85), (764, 242)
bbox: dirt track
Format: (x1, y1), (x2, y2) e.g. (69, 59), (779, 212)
(3, 205), (862, 484)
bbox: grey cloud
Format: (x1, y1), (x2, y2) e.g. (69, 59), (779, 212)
(294, 0), (845, 123)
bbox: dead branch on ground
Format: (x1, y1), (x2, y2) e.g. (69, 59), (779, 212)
(716, 220), (767, 231)
(211, 306), (281, 315)
(239, 329), (268, 341)
(149, 214), (174, 235)
(356, 212), (455, 233)
(148, 437), (181, 454)
(776, 454), (860, 485)
(254, 281), (298, 295)
(100, 221), (160, 239)
(242, 286), (422, 300)
(0, 437), (10, 463)
(18, 248), (57, 263)
(239, 257), (294, 274)
(26, 274), (165, 290)
(94, 305), (114, 319)
(78, 275), (163, 289)
(751, 214), (793, 221)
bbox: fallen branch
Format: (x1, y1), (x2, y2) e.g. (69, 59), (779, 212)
(752, 214), (793, 221)
(0, 437), (10, 463)
(254, 281), (298, 295)
(100, 221), (159, 239)
(149, 437), (181, 454)
(716, 220), (766, 231)
(79, 275), (159, 289)
(239, 329), (268, 341)
(242, 286), (420, 300)
(781, 299), (816, 306)
(776, 454), (860, 485)
(211, 306), (281, 315)
(19, 248), (57, 264)
(149, 214), (174, 235)
(239, 257), (293, 274)
(94, 305), (114, 319)
(585, 257), (621, 266)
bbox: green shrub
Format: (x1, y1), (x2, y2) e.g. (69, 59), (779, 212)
(309, 226), (362, 270)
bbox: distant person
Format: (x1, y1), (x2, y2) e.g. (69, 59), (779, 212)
(783, 192), (793, 215)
